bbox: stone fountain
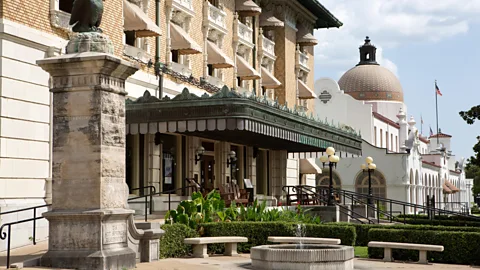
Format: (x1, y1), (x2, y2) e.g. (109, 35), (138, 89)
(250, 224), (354, 270)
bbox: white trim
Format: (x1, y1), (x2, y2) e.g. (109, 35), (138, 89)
(0, 19), (67, 52)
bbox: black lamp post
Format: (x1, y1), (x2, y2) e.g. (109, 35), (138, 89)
(361, 157), (376, 206)
(320, 147), (340, 206)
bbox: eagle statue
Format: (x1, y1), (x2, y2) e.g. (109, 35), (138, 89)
(69, 0), (105, 33)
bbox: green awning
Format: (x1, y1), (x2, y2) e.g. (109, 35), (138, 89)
(126, 86), (361, 156)
(297, 0), (343, 29)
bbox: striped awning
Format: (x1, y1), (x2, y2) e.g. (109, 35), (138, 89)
(235, 0), (261, 16)
(123, 0), (161, 37)
(170, 23), (202, 55)
(442, 182), (452, 194)
(126, 87), (363, 156)
(445, 180), (459, 193)
(299, 159), (322, 174)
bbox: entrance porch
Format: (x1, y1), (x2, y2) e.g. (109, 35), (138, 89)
(125, 87), (362, 213)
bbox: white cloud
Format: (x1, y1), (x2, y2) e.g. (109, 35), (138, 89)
(314, 0), (478, 80)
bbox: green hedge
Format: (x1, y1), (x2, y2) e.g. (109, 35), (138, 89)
(160, 224), (198, 258)
(402, 218), (480, 227)
(199, 222), (356, 254)
(398, 214), (480, 222)
(368, 228), (480, 265)
(332, 222), (480, 246)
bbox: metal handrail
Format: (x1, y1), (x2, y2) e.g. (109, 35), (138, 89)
(302, 185), (396, 224)
(0, 204), (51, 269)
(129, 186), (157, 216)
(282, 185), (375, 224)
(127, 185), (199, 221)
(315, 186), (480, 222)
(0, 184), (198, 268)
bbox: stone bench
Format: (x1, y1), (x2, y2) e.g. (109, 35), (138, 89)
(184, 237), (248, 258)
(268, 236), (341, 245)
(368, 241), (444, 264)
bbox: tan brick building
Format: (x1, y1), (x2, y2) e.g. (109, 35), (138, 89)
(0, 0), (358, 251)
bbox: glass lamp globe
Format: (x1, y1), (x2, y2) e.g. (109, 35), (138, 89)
(320, 156), (328, 163)
(361, 164), (366, 170)
(196, 146), (205, 155)
(366, 156), (373, 164)
(368, 163), (376, 170)
(326, 147), (335, 156)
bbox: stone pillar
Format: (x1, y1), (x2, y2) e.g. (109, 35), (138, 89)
(37, 50), (139, 270)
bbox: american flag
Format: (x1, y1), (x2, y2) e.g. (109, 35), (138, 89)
(435, 82), (442, 96)
(429, 126), (434, 137)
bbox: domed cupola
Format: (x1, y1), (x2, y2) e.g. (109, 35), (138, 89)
(338, 36), (404, 102)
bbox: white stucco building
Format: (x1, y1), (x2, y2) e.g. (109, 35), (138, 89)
(312, 37), (472, 213)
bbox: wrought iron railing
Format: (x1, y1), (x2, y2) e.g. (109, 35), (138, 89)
(0, 204), (51, 269)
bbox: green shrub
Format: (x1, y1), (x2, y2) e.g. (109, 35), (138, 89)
(403, 218), (480, 227)
(397, 214), (480, 222)
(368, 228), (480, 265)
(160, 224), (198, 258)
(332, 222), (480, 246)
(199, 221), (356, 254)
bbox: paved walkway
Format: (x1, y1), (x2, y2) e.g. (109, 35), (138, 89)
(0, 243), (474, 270)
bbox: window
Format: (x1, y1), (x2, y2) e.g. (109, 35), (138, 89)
(125, 31), (136, 46)
(396, 136), (398, 152)
(208, 64), (214, 76)
(208, 0), (218, 6)
(59, 0), (73, 13)
(390, 134), (393, 151)
(380, 129), (383, 148)
(171, 50), (179, 63)
(374, 126), (377, 146)
(385, 131), (388, 150)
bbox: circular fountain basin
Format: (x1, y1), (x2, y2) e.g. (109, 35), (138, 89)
(250, 244), (354, 270)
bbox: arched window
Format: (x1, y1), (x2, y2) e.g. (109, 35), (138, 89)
(316, 169), (342, 188)
(355, 170), (387, 199)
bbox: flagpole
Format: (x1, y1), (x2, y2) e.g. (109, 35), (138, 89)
(420, 114), (423, 135)
(435, 80), (439, 145)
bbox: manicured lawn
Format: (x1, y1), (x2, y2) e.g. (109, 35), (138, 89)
(354, 246), (368, 258)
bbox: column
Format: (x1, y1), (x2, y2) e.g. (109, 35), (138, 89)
(37, 51), (138, 269)
(147, 134), (161, 192)
(214, 141), (230, 187)
(406, 185), (411, 213)
(246, 147), (257, 194)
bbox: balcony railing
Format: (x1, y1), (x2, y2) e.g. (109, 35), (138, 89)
(123, 44), (150, 64)
(50, 10), (71, 31)
(237, 21), (253, 47)
(170, 62), (192, 77)
(207, 2), (227, 33)
(262, 36), (276, 59)
(173, 0), (194, 12)
(297, 51), (310, 72)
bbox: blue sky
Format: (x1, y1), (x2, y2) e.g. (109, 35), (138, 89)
(313, 0), (480, 160)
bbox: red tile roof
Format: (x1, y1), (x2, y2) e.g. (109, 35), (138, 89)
(429, 132), (452, 138)
(419, 136), (429, 144)
(372, 112), (400, 129)
(422, 160), (441, 168)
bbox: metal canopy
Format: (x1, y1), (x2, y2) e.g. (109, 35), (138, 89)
(126, 86), (362, 156)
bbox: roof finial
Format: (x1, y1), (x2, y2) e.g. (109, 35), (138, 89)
(357, 36), (378, 66)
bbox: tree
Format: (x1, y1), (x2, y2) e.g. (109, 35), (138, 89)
(459, 105), (480, 125)
(460, 105), (480, 197)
